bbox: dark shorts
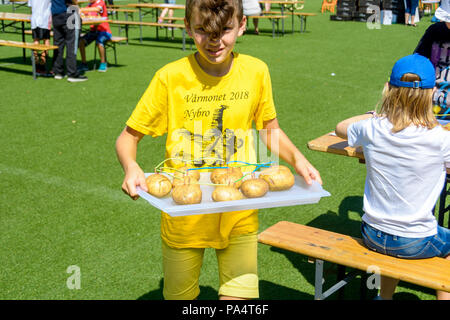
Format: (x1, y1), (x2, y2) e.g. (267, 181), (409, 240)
(81, 31), (112, 46)
(32, 28), (51, 40)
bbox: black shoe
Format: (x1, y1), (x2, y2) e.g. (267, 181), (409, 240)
(67, 75), (88, 83)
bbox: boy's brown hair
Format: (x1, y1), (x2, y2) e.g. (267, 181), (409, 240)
(185, 0), (244, 39)
(380, 73), (437, 133)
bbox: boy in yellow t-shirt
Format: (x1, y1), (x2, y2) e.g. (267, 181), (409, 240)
(115, 0), (322, 300)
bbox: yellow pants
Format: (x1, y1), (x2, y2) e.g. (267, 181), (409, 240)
(162, 232), (258, 300)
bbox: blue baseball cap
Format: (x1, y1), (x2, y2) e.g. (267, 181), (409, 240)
(389, 54), (435, 89)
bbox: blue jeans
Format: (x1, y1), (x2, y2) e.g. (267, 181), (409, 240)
(82, 31), (112, 47)
(404, 0), (419, 15)
(361, 221), (450, 259)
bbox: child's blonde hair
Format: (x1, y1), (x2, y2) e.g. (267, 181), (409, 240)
(380, 73), (438, 133)
(185, 0), (243, 39)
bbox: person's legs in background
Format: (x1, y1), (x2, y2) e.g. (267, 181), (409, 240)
(158, 8), (169, 23)
(78, 32), (97, 71)
(96, 31), (112, 72)
(252, 18), (259, 34)
(52, 13), (67, 78)
(65, 12), (88, 82)
(409, 0), (419, 26)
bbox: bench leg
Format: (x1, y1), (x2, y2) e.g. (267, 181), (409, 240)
(31, 50), (36, 80)
(182, 29), (186, 51)
(139, 8), (143, 43)
(22, 22), (26, 63)
(272, 19), (275, 38)
(113, 43), (117, 65)
(93, 44), (97, 70)
(314, 259), (361, 300)
(292, 13), (295, 34)
(337, 265), (346, 300)
(314, 259), (325, 300)
(438, 174), (449, 228)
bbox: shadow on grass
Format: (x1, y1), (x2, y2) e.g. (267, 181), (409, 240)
(0, 65), (31, 77)
(262, 196), (373, 300)
(262, 196), (438, 300)
(137, 278), (219, 300)
(259, 280), (313, 300)
(0, 56), (27, 65)
(307, 195), (364, 238)
(137, 278), (315, 300)
(0, 56), (30, 76)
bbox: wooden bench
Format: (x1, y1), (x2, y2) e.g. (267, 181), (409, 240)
(0, 39), (58, 79)
(246, 15), (286, 37)
(24, 31), (127, 68)
(9, 0), (28, 12)
(261, 11), (316, 32)
(108, 20), (187, 50)
(160, 16), (185, 22)
(258, 221), (450, 300)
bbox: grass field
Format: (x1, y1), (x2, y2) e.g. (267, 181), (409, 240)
(0, 0), (447, 300)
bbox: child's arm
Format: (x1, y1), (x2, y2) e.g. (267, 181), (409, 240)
(260, 118), (322, 185)
(335, 112), (375, 140)
(115, 126), (148, 200)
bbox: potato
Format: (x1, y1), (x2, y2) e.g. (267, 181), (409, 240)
(210, 167), (243, 188)
(212, 185), (244, 202)
(240, 176), (269, 198)
(172, 177), (202, 205)
(172, 175), (197, 188)
(173, 166), (201, 181)
(260, 165), (295, 191)
(146, 173), (172, 198)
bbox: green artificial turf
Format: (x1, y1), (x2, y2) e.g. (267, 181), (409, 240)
(0, 0), (447, 300)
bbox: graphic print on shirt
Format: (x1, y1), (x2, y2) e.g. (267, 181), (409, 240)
(172, 103), (245, 167)
(431, 42), (450, 118)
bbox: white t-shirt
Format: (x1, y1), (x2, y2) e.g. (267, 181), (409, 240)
(242, 0), (262, 16)
(28, 0), (52, 30)
(348, 117), (450, 238)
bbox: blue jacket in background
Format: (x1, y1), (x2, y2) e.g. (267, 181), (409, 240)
(51, 0), (74, 15)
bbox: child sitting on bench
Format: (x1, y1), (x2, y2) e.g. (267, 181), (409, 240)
(79, 0), (112, 72)
(336, 54), (450, 300)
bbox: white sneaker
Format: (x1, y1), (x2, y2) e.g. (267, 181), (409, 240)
(54, 74), (64, 80)
(67, 75), (88, 82)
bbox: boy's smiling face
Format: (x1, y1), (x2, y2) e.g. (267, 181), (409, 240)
(185, 11), (246, 76)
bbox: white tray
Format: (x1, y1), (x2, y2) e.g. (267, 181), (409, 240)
(137, 171), (331, 217)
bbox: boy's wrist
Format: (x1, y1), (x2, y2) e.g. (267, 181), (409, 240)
(124, 161), (140, 173)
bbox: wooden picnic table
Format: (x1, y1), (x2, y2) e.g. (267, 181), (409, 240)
(127, 3), (185, 42)
(0, 12), (109, 61)
(307, 124), (450, 228)
(0, 12), (31, 59)
(259, 0), (304, 34)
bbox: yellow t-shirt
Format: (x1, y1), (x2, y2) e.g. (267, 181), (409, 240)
(126, 52), (277, 249)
